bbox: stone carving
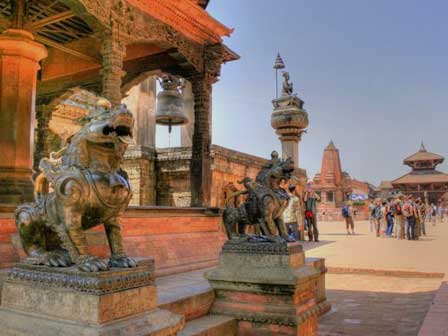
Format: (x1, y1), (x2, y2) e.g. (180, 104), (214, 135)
(8, 261), (154, 295)
(223, 151), (295, 241)
(282, 71), (293, 96)
(15, 99), (137, 272)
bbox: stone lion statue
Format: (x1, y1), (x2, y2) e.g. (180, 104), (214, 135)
(223, 152), (295, 242)
(15, 99), (137, 272)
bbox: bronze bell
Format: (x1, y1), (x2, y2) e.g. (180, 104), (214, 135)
(155, 74), (188, 133)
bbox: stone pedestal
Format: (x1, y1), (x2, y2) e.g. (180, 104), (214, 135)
(205, 241), (321, 336)
(0, 258), (184, 336)
(0, 29), (47, 204)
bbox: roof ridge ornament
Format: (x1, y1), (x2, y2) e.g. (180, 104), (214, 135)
(419, 141), (427, 152)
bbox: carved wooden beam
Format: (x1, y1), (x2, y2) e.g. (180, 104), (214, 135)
(26, 10), (75, 30)
(34, 34), (100, 64)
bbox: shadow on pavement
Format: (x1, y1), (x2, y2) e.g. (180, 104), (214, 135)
(319, 288), (437, 336)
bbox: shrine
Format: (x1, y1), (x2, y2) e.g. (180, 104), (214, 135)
(391, 142), (448, 203)
(311, 141), (369, 220)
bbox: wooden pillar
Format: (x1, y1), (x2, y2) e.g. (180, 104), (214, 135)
(0, 29), (47, 204)
(189, 74), (213, 207)
(33, 104), (53, 171)
(100, 33), (125, 107)
(181, 80), (194, 147)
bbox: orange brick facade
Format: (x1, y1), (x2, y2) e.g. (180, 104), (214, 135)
(0, 207), (226, 276)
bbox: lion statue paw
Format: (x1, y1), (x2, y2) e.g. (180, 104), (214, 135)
(109, 254), (138, 268)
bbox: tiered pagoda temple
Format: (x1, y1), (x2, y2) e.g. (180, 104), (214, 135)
(392, 142), (448, 203)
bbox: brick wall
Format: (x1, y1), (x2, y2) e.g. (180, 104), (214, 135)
(0, 207), (226, 277)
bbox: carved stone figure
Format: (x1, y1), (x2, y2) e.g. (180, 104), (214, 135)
(281, 71), (294, 97)
(15, 99), (137, 272)
(223, 152), (295, 241)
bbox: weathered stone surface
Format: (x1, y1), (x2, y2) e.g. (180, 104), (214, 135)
(0, 307), (183, 336)
(0, 258), (184, 335)
(205, 241), (321, 335)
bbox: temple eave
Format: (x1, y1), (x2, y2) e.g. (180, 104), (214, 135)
(127, 0), (233, 44)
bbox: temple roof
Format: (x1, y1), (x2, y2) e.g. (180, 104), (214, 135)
(379, 180), (394, 189)
(404, 142), (444, 163)
(127, 0), (233, 44)
(392, 172), (448, 185)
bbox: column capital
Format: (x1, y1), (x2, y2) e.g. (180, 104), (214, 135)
(0, 29), (47, 62)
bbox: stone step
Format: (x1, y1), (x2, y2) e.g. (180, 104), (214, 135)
(179, 315), (237, 336)
(157, 269), (215, 321)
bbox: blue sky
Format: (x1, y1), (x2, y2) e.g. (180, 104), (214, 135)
(159, 0), (448, 186)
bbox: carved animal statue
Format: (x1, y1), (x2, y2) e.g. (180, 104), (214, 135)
(15, 100), (137, 272)
(223, 154), (295, 241)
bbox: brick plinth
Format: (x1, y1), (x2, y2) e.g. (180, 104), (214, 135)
(0, 206), (226, 276)
(206, 241), (322, 335)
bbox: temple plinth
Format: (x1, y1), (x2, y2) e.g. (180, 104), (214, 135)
(0, 29), (47, 205)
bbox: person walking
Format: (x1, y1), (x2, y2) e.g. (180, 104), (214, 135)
(385, 200), (394, 237)
(304, 185), (320, 242)
(403, 196), (417, 240)
(394, 196), (405, 239)
(283, 184), (304, 241)
(373, 199), (383, 237)
(417, 198), (426, 236)
(368, 200), (376, 233)
(430, 203), (437, 226)
(342, 201), (355, 235)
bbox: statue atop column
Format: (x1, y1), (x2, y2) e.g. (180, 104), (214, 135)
(271, 55), (309, 167)
(281, 71), (294, 97)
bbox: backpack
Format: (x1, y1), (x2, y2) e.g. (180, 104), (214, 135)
(342, 205), (350, 218)
(403, 203), (413, 218)
(395, 204), (402, 215)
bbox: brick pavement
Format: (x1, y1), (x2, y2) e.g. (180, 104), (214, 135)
(319, 274), (440, 336)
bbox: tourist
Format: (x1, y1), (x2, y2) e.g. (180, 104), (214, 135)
(430, 203), (437, 226)
(394, 196), (405, 239)
(368, 200), (376, 232)
(437, 204), (444, 223)
(416, 198), (426, 236)
(414, 198), (422, 240)
(304, 184), (320, 242)
(381, 200), (388, 235)
(342, 201), (355, 235)
(403, 196), (417, 240)
(385, 199), (394, 237)
(373, 199), (383, 237)
(284, 184), (302, 241)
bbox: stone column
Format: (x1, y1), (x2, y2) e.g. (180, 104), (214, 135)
(189, 74), (213, 207)
(33, 104), (53, 171)
(278, 131), (304, 166)
(101, 33), (126, 107)
(181, 80), (194, 147)
(0, 29), (47, 204)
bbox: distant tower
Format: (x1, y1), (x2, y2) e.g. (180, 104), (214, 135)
(271, 56), (308, 167)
